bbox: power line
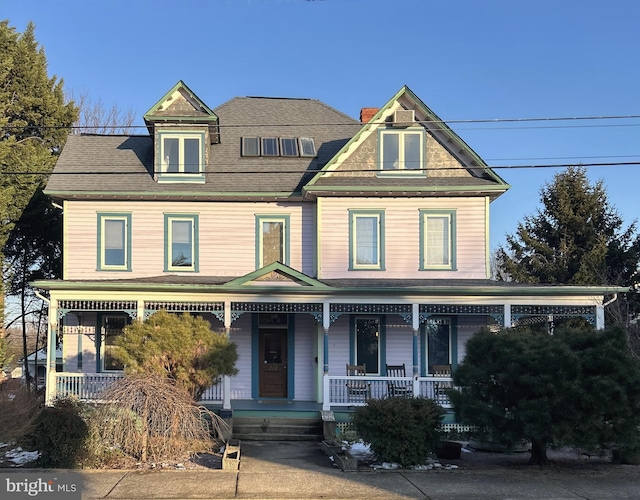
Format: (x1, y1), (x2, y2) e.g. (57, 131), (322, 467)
(3, 113), (640, 132)
(3, 161), (640, 176)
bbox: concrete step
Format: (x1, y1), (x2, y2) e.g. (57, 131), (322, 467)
(232, 417), (322, 441)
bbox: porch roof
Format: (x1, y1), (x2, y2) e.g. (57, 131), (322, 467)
(32, 275), (629, 297)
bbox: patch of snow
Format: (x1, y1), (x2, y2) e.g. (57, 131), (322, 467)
(5, 447), (40, 466)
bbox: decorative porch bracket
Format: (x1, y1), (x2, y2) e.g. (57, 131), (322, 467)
(510, 305), (596, 327)
(418, 304), (504, 326)
(57, 300), (139, 321)
(230, 302), (324, 324)
(143, 301), (224, 321)
(329, 303), (413, 324)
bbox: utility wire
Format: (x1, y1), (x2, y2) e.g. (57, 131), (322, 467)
(3, 161), (640, 176)
(3, 114), (640, 131)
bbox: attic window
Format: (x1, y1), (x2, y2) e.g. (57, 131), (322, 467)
(157, 130), (205, 183)
(262, 138), (279, 156)
(242, 137), (260, 157)
(280, 138), (298, 157)
(299, 137), (316, 157)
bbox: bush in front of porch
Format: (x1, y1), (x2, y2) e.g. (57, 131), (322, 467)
(351, 396), (445, 467)
(449, 325), (640, 466)
(114, 310), (238, 400)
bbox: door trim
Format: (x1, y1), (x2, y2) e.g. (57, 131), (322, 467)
(252, 313), (295, 399)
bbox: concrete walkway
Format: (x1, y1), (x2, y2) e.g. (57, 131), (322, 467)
(3, 441), (640, 499)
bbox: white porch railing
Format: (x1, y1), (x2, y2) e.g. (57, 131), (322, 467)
(53, 372), (225, 404)
(55, 373), (124, 401)
(323, 375), (454, 410)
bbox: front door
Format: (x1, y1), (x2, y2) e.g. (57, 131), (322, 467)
(259, 327), (288, 398)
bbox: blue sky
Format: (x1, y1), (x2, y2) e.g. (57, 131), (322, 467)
(4, 0), (640, 251)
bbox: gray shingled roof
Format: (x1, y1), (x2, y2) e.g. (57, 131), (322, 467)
(45, 97), (361, 199)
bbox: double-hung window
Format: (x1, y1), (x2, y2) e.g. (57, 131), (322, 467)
(255, 215), (290, 268)
(157, 131), (205, 182)
(349, 210), (385, 270)
(97, 213), (131, 271)
(379, 128), (425, 173)
(164, 214), (199, 272)
(420, 210), (456, 270)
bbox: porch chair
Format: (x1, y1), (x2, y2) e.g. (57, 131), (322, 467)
(346, 364), (370, 403)
(432, 364), (452, 377)
(385, 363), (412, 397)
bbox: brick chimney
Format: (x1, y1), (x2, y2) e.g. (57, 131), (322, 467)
(360, 107), (379, 123)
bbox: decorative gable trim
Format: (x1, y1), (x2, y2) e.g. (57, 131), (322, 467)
(143, 80), (220, 144)
(223, 261), (331, 289)
(303, 85), (510, 195)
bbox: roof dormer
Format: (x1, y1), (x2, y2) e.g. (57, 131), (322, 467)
(143, 81), (220, 184)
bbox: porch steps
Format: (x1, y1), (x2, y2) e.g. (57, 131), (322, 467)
(232, 416), (323, 441)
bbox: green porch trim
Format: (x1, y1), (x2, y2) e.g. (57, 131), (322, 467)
(33, 279), (628, 297)
(224, 261), (330, 289)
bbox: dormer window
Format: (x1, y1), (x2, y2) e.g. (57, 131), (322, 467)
(156, 130), (206, 183)
(378, 128), (425, 174)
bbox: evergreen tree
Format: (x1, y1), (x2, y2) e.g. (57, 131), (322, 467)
(0, 20), (77, 374)
(496, 166), (640, 324)
(114, 310), (238, 400)
(450, 325), (640, 465)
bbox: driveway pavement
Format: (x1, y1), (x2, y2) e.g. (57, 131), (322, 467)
(2, 441), (639, 499)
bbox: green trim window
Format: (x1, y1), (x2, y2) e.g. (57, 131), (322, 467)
(424, 318), (452, 375)
(349, 210), (385, 270)
(164, 214), (199, 272)
(354, 317), (381, 375)
(378, 128), (425, 173)
(97, 213), (131, 271)
(256, 215), (290, 268)
(420, 210), (456, 270)
(157, 131), (205, 182)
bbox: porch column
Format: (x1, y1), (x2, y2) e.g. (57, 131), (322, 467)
(412, 303), (419, 376)
(224, 300), (232, 334)
(504, 304), (512, 329)
(321, 302), (330, 410)
(45, 299), (58, 406)
(322, 302), (330, 374)
(222, 375), (231, 410)
(136, 299), (144, 322)
(596, 304), (605, 330)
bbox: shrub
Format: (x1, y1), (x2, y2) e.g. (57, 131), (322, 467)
(95, 374), (227, 462)
(0, 385), (43, 444)
(20, 397), (88, 468)
(352, 397), (445, 467)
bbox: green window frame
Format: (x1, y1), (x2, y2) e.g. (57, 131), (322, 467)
(164, 214), (199, 272)
(157, 130), (205, 182)
(97, 213), (132, 271)
(349, 210), (385, 270)
(255, 215), (290, 268)
(421, 318), (456, 376)
(350, 316), (386, 375)
(378, 128), (425, 174)
(420, 209), (457, 270)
